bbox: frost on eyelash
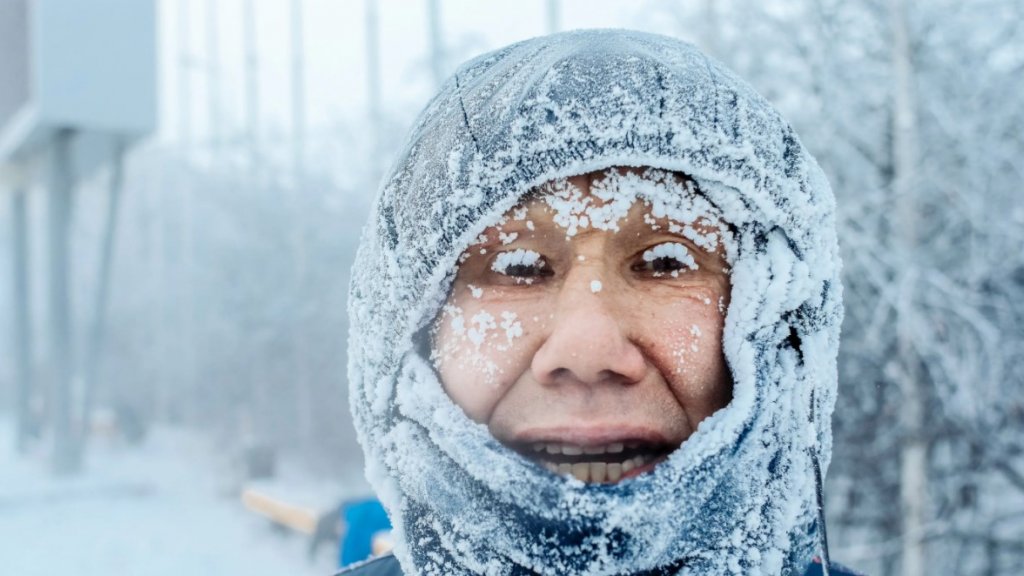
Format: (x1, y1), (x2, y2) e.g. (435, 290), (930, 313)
(642, 242), (699, 271)
(491, 248), (541, 274)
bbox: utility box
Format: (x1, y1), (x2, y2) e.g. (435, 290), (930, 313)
(0, 0), (157, 169)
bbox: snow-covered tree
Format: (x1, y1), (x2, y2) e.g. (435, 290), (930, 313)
(651, 0), (1024, 573)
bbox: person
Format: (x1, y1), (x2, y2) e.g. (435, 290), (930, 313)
(342, 30), (857, 575)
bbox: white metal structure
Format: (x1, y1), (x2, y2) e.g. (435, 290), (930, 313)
(0, 0), (156, 170)
(1, 0), (156, 474)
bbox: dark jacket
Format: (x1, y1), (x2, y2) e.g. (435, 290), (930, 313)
(336, 554), (863, 576)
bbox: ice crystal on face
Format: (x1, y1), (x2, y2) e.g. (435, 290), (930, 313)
(348, 29), (843, 576)
(590, 280), (602, 293)
(466, 310), (496, 347)
(500, 311), (523, 346)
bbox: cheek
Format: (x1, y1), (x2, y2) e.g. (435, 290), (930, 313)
(640, 298), (731, 413)
(432, 295), (549, 422)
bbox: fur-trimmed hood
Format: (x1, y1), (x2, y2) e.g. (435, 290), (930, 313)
(348, 29), (843, 576)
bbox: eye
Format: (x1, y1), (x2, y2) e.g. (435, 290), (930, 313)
(491, 248), (553, 283)
(633, 242), (700, 277)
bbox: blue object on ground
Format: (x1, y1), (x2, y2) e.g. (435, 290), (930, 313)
(339, 498), (392, 568)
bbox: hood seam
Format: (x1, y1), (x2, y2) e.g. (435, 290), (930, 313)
(455, 71), (482, 156)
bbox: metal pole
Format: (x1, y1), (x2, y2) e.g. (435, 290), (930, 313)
(291, 0), (306, 188)
(427, 0), (444, 88)
(10, 179), (34, 454)
(366, 0), (382, 183)
(178, 0), (192, 148)
(290, 0), (314, 455)
(244, 0), (259, 169)
(78, 139), (125, 451)
(206, 0), (221, 152)
(545, 0), (560, 34)
(48, 129), (79, 475)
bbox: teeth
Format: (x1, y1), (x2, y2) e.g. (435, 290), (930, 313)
(543, 460), (638, 484)
(606, 463), (622, 482)
(532, 442), (630, 455)
(532, 443), (661, 483)
(571, 463), (589, 482)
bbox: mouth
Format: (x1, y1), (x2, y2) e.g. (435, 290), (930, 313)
(510, 439), (676, 484)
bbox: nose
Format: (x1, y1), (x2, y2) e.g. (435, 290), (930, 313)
(530, 275), (647, 387)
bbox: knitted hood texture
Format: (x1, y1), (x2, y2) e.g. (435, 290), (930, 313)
(348, 29), (843, 576)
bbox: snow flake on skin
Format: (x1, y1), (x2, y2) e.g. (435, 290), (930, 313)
(432, 305), (505, 388)
(498, 231), (519, 245)
(499, 311), (523, 347)
(465, 310), (495, 347)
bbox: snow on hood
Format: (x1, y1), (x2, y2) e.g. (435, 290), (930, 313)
(348, 29), (842, 576)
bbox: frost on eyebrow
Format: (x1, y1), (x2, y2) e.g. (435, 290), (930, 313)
(531, 169), (735, 263)
(491, 248), (542, 274)
(607, 168), (735, 261)
(540, 176), (634, 237)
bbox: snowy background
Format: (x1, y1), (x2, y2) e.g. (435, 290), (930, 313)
(1, 1), (1022, 575)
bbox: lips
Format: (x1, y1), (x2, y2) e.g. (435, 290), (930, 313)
(510, 438), (676, 483)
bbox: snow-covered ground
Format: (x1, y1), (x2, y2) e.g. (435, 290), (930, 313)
(0, 422), (362, 576)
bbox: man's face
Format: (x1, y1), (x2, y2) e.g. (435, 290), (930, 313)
(432, 169), (732, 484)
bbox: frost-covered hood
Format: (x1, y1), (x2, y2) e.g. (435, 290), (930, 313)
(348, 29), (842, 576)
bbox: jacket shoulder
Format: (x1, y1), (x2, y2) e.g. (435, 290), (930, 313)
(334, 554), (403, 576)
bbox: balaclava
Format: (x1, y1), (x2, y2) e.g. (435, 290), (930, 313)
(348, 29), (843, 576)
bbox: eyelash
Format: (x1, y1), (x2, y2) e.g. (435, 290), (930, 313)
(491, 249), (553, 282)
(633, 242), (700, 277)
(487, 242), (699, 284)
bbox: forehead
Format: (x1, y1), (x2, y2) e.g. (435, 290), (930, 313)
(474, 168), (732, 251)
